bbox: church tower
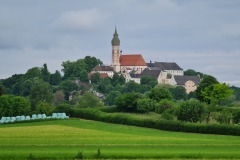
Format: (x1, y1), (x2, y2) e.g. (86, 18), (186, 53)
(111, 27), (121, 72)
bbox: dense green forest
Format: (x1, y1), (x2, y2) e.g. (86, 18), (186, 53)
(0, 56), (240, 126)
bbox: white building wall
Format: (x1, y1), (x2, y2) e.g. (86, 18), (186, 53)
(121, 66), (147, 74)
(185, 80), (197, 94)
(91, 71), (114, 78)
(165, 70), (184, 76)
(125, 74), (141, 84)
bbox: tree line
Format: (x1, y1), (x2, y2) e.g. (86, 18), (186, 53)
(0, 56), (102, 116)
(0, 56), (240, 125)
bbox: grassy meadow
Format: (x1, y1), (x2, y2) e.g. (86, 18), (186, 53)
(0, 119), (240, 159)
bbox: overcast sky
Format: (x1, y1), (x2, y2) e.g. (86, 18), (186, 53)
(0, 0), (240, 86)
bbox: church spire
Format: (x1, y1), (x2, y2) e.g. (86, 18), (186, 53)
(111, 27), (121, 72)
(111, 27), (120, 46)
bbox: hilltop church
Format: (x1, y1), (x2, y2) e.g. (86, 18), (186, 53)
(111, 27), (147, 74)
(90, 28), (200, 93)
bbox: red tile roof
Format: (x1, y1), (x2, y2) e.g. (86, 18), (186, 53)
(92, 65), (114, 71)
(88, 73), (109, 79)
(120, 54), (147, 66)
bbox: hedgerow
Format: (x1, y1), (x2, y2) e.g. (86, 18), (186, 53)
(70, 107), (240, 136)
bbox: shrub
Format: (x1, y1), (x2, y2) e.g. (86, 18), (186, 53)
(212, 109), (232, 124)
(28, 153), (37, 160)
(149, 86), (173, 101)
(55, 103), (73, 115)
(155, 99), (175, 114)
(95, 148), (101, 159)
(74, 150), (83, 160)
(36, 101), (55, 115)
(115, 92), (142, 112)
(177, 99), (206, 123)
(104, 91), (121, 106)
(136, 98), (156, 113)
(161, 109), (175, 120)
(99, 106), (119, 113)
(233, 109), (240, 124)
(76, 92), (104, 108)
(0, 94), (31, 117)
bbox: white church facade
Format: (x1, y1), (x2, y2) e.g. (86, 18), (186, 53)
(91, 27), (201, 93)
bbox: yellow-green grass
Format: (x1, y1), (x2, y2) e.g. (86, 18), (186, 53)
(0, 119), (240, 159)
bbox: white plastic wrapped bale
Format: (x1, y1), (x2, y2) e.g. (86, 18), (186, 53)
(31, 114), (37, 120)
(10, 117), (16, 122)
(25, 116), (31, 120)
(5, 117), (11, 123)
(37, 114), (42, 119)
(42, 114), (47, 119)
(0, 117), (6, 124)
(16, 116), (21, 121)
(62, 113), (69, 119)
(20, 116), (25, 121)
(52, 113), (57, 119)
(57, 113), (63, 119)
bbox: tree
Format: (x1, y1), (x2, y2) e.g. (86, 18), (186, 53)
(104, 91), (121, 106)
(0, 85), (4, 96)
(97, 78), (113, 94)
(54, 90), (65, 105)
(25, 67), (42, 79)
(91, 73), (101, 84)
(55, 103), (72, 115)
(177, 99), (206, 123)
(140, 75), (158, 88)
(50, 70), (62, 85)
(155, 99), (175, 114)
(184, 69), (204, 78)
(137, 85), (152, 94)
(233, 109), (240, 124)
(136, 98), (156, 113)
(12, 96), (31, 116)
(76, 92), (104, 108)
(196, 75), (219, 103)
(58, 80), (79, 100)
(201, 83), (233, 123)
(41, 63), (51, 82)
(61, 60), (76, 78)
(2, 74), (24, 94)
(114, 84), (123, 92)
(0, 95), (31, 117)
(0, 94), (15, 117)
(212, 108), (232, 124)
(170, 86), (187, 100)
(201, 83), (233, 105)
(11, 81), (22, 95)
(36, 101), (55, 115)
(121, 81), (140, 93)
(149, 86), (173, 102)
(115, 92), (142, 112)
(84, 56), (103, 72)
(30, 79), (53, 110)
(188, 91), (196, 99)
(20, 79), (34, 96)
(231, 86), (240, 100)
(111, 72), (125, 86)
(62, 59), (88, 82)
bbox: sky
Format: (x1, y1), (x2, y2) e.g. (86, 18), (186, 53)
(0, 0), (240, 86)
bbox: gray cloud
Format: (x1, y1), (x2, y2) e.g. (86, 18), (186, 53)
(51, 8), (107, 31)
(0, 0), (240, 87)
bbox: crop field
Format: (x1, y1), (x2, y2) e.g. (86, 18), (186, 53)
(0, 119), (240, 159)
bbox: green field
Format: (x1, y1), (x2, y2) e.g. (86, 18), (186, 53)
(0, 119), (240, 159)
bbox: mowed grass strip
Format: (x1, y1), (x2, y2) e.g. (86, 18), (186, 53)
(0, 119), (240, 159)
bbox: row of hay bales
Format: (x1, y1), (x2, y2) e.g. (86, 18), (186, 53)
(0, 113), (69, 124)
